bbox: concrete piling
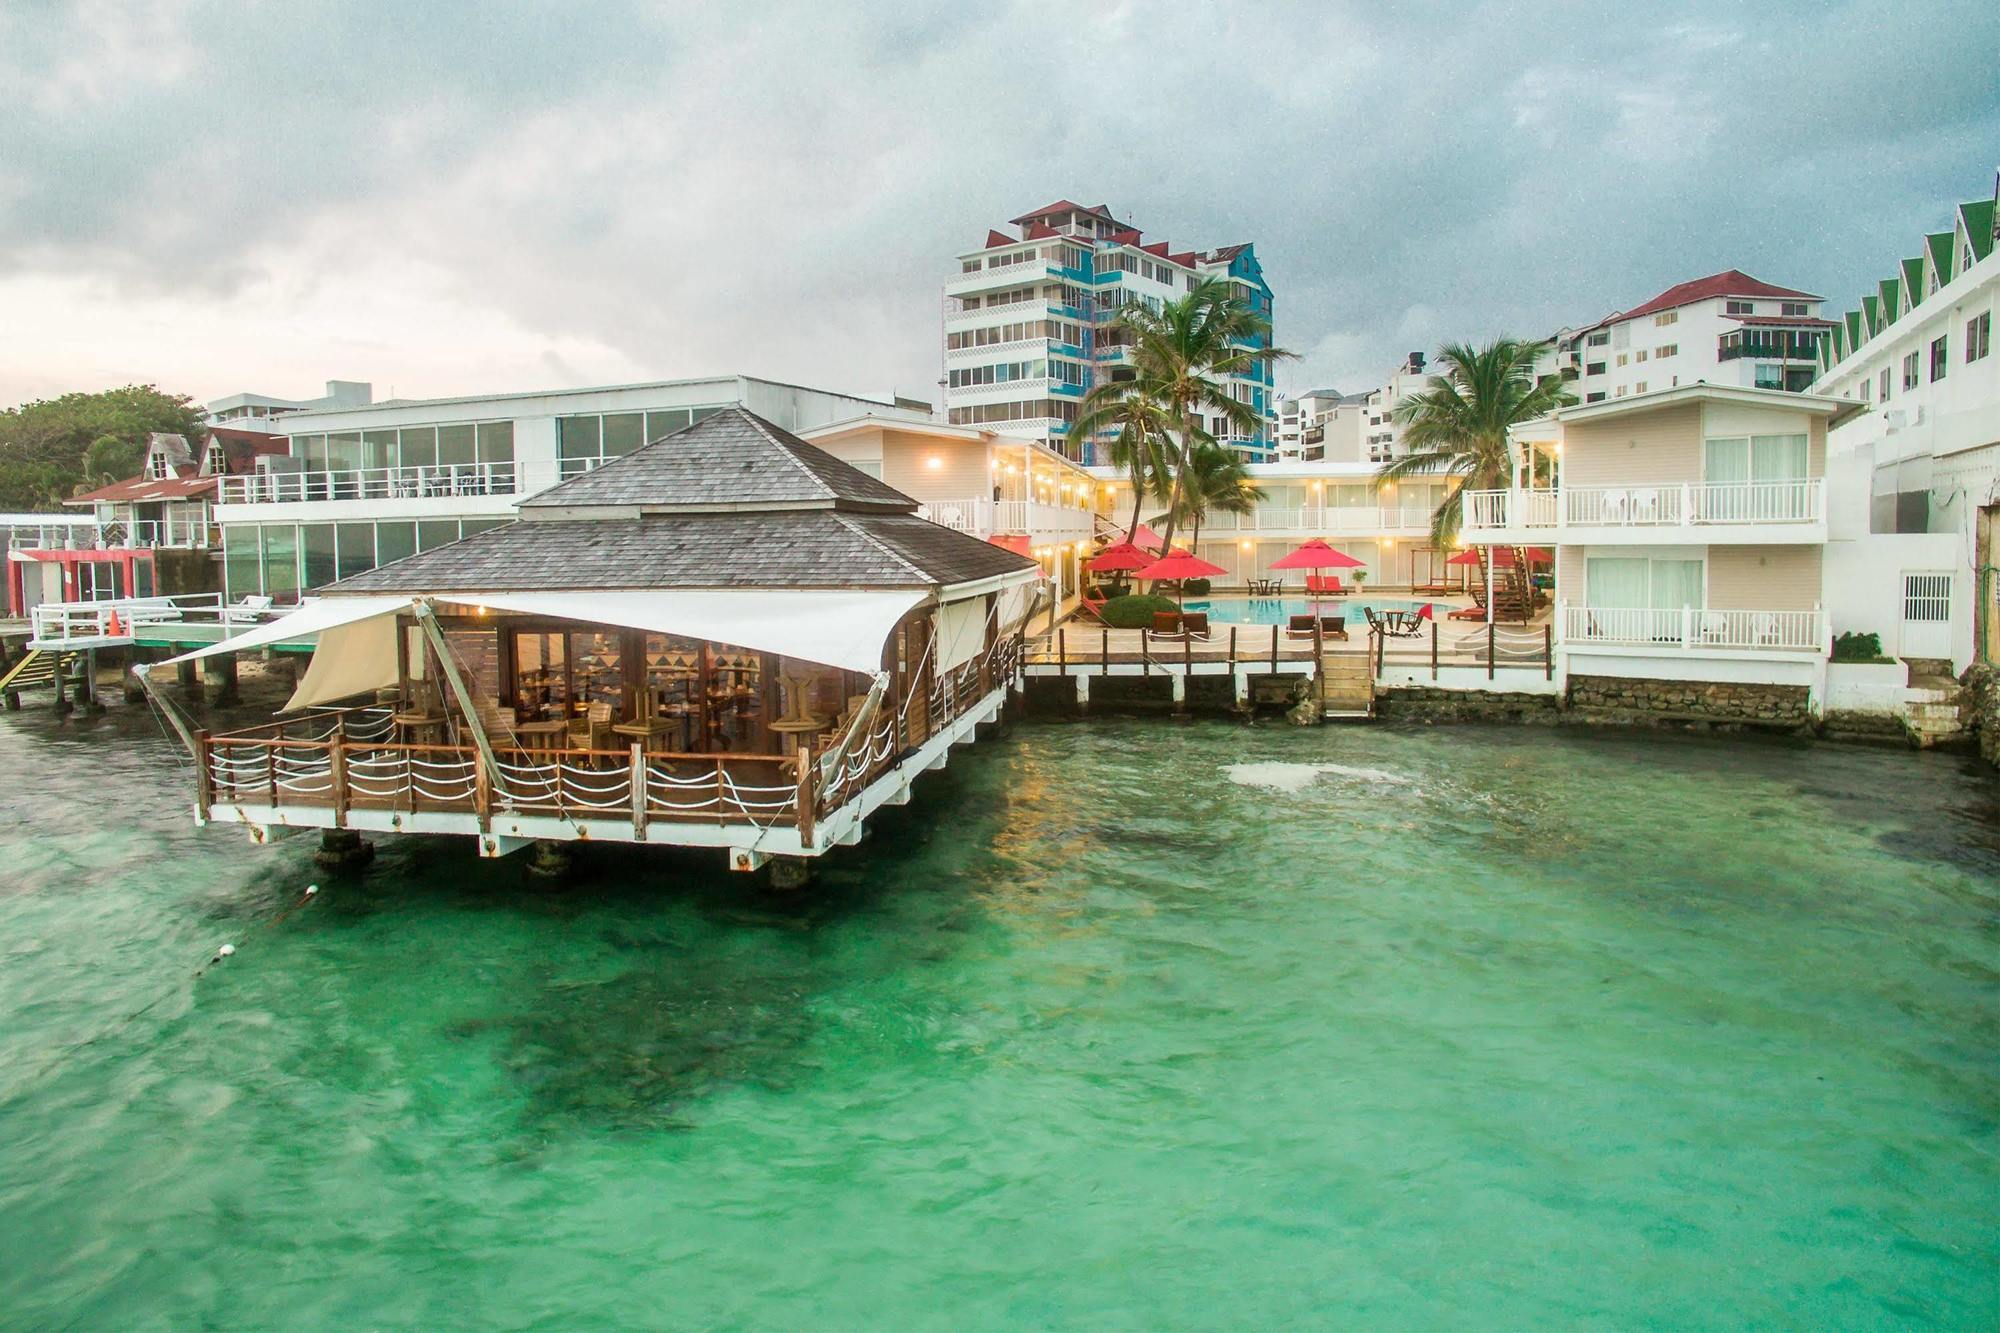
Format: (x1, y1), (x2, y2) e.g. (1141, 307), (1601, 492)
(314, 828), (374, 870)
(203, 654), (239, 708)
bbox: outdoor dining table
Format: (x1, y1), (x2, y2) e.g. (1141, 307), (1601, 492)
(612, 716), (686, 753)
(391, 709), (447, 746)
(513, 719), (568, 753)
(1249, 577), (1283, 596)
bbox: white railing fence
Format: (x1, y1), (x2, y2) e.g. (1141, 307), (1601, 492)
(1463, 480), (1823, 531)
(1561, 602), (1824, 652)
(219, 461), (528, 505)
(30, 593), (281, 646)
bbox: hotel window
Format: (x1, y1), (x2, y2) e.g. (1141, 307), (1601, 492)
(1585, 391), (1606, 403)
(1967, 311), (1991, 363)
(1781, 302), (1810, 317)
(1615, 353), (1628, 367)
(1653, 311), (1678, 327)
(1880, 367), (1891, 400)
(961, 259), (981, 273)
(1586, 330), (1609, 347)
(1634, 381), (1648, 394)
(1902, 351), (1920, 390)
(1754, 364), (1784, 389)
(1635, 349), (1649, 363)
(1585, 555), (1704, 619)
(1585, 361), (1606, 376)
(1705, 433), (1808, 485)
(1726, 300), (1754, 315)
(1929, 335), (1948, 382)
(1655, 343), (1677, 358)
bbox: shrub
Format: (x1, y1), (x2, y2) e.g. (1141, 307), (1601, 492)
(1182, 577), (1212, 595)
(1099, 594), (1180, 628)
(1831, 631), (1894, 664)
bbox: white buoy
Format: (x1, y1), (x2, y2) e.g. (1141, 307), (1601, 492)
(305, 885), (319, 896)
(217, 944), (236, 958)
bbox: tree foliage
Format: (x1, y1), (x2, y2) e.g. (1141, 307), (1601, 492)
(1375, 340), (1576, 548)
(0, 385), (206, 510)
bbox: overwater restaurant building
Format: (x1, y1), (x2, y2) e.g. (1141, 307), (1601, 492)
(155, 410), (1040, 870)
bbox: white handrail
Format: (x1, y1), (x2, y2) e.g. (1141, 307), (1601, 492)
(1562, 603), (1823, 652)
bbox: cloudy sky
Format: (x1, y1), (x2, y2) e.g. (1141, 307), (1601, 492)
(3, 1), (1997, 412)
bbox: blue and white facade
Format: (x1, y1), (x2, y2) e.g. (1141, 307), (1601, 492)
(945, 201), (1277, 466)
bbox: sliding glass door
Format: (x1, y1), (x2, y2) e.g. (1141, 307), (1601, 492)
(1585, 556), (1704, 640)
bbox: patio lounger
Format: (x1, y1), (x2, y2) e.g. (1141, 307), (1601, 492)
(1285, 613), (1318, 640)
(1447, 605), (1489, 622)
(1318, 616), (1348, 641)
(1181, 612), (1212, 641)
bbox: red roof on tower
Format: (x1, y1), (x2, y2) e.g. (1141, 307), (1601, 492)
(1010, 200), (1116, 226)
(1141, 241), (1170, 258)
(984, 229), (1013, 249)
(1608, 270), (1824, 324)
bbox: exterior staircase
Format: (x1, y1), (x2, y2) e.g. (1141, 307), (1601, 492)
(1319, 651), (1375, 720)
(1472, 547), (1537, 624)
(1903, 670), (1970, 748)
(0, 648), (72, 695)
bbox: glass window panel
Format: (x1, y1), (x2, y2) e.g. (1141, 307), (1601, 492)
(301, 523), (336, 591)
(602, 413), (645, 456)
(558, 415), (601, 461)
(325, 433), (362, 471)
(224, 526), (261, 598)
(476, 421), (514, 464)
(132, 561), (155, 599)
(690, 405), (721, 424)
(1750, 433), (1808, 481)
(1585, 556), (1648, 609)
(335, 522), (376, 579)
(362, 431), (398, 471)
(645, 409), (690, 440)
(376, 521), (416, 565)
(460, 518), (507, 537)
(417, 519), (461, 551)
(568, 632), (624, 715)
(1703, 437), (1750, 483)
(260, 524), (300, 603)
(291, 434), (323, 463)
(399, 426), (438, 468)
(1648, 559), (1703, 610)
(512, 631), (566, 720)
(437, 423), (476, 467)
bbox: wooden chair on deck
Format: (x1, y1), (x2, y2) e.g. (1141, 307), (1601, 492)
(569, 701), (613, 754)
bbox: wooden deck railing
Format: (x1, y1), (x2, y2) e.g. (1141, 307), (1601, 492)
(196, 634), (1026, 841)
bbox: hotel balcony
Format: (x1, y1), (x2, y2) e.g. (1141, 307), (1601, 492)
(9, 518), (212, 551)
(215, 461), (546, 523)
(1461, 479), (1825, 545)
(1562, 602), (1826, 658)
(1199, 505), (1439, 538)
(944, 258), (1059, 299)
(915, 496), (1095, 545)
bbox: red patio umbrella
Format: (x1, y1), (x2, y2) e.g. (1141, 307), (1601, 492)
(1523, 546), (1554, 563)
(1269, 538), (1366, 614)
(1089, 541), (1152, 574)
(1444, 549), (1483, 567)
(1134, 548), (1228, 612)
(1129, 522), (1165, 554)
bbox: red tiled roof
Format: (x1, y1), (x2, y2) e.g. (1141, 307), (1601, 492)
(1009, 200), (1115, 226)
(1108, 228), (1142, 245)
(66, 474), (217, 505)
(984, 228), (1014, 249)
(1612, 270), (1823, 323)
(1168, 251), (1197, 267)
(1140, 241), (1170, 258)
(1022, 220), (1057, 240)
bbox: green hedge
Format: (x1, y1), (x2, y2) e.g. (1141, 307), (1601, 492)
(1099, 594), (1179, 628)
(1831, 631), (1895, 664)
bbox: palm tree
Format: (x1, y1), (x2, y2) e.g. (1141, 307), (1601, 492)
(1070, 381), (1176, 543)
(1107, 278), (1291, 550)
(1376, 338), (1576, 548)
(1174, 440), (1261, 554)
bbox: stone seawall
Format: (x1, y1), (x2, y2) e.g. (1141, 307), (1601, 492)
(1965, 664), (2000, 767)
(1565, 675), (1811, 728)
(1375, 687), (1560, 725)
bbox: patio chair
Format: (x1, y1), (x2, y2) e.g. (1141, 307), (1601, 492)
(1181, 612), (1212, 641)
(1318, 616), (1348, 642)
(1150, 610), (1186, 638)
(1364, 606), (1425, 639)
(1285, 613), (1318, 640)
(1631, 488), (1660, 522)
(1601, 489), (1629, 524)
(1305, 574), (1345, 596)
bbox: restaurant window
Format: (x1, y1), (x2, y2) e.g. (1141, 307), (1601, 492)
(260, 524), (299, 604)
(691, 406), (722, 424)
(376, 521), (416, 565)
(602, 412), (646, 456)
(511, 631), (567, 720)
(224, 525), (260, 598)
(336, 522), (376, 579)
(437, 423), (476, 467)
(326, 433), (362, 471)
(646, 409), (691, 441)
(300, 523), (336, 591)
(460, 518), (507, 538)
(706, 646), (764, 752)
(642, 634), (703, 747)
(363, 430), (398, 470)
(558, 415), (601, 469)
(477, 421), (515, 464)
(401, 426), (439, 469)
(417, 519), (460, 551)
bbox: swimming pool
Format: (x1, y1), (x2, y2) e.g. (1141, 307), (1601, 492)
(1182, 595), (1444, 625)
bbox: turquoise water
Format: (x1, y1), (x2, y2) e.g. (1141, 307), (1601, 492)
(1186, 595), (1437, 624)
(3, 704), (1999, 1327)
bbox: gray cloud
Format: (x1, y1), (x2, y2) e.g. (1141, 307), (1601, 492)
(1, 0), (1995, 404)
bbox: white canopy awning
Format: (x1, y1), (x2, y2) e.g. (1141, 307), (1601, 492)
(159, 595), (410, 666)
(466, 588), (929, 675)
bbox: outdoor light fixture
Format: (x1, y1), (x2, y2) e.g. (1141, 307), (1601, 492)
(926, 456), (943, 470)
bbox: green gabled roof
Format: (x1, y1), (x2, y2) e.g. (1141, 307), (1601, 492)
(1862, 293), (1882, 335)
(1846, 309), (1864, 352)
(1926, 231), (1956, 287)
(1962, 199), (1996, 263)
(1900, 256), (1924, 309)
(1878, 277), (1902, 325)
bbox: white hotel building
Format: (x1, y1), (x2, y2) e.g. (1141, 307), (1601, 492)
(1810, 181), (1999, 672)
(944, 201), (1278, 465)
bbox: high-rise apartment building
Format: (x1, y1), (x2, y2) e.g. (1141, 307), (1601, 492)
(944, 201), (1276, 464)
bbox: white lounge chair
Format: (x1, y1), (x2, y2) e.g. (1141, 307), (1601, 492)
(1630, 488), (1660, 522)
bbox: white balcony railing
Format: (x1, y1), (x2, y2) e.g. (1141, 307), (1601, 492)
(916, 497), (1094, 539)
(1463, 479), (1824, 533)
(1200, 505), (1439, 535)
(1562, 602), (1825, 653)
(218, 462), (525, 506)
(28, 593), (277, 648)
(6, 519), (209, 550)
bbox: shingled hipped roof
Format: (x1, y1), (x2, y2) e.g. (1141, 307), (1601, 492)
(522, 406), (915, 514)
(328, 406), (1037, 595)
